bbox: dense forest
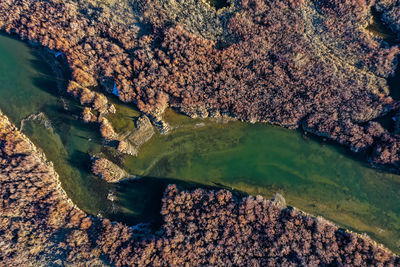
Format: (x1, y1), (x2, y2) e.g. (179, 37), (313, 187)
(2, 0), (400, 265)
(0, 114), (398, 265)
(1, 0), (400, 170)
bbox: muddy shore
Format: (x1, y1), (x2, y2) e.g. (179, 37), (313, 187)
(2, 0), (400, 264)
(1, 111), (399, 265)
(2, 0), (400, 171)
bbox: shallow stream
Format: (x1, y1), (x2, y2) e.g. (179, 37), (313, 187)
(0, 33), (399, 252)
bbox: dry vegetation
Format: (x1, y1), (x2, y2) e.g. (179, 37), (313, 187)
(1, 0), (400, 170)
(2, 0), (400, 264)
(0, 112), (399, 265)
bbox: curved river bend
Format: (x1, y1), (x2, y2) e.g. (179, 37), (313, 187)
(0, 33), (399, 252)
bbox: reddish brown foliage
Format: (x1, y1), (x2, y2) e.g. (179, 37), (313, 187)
(1, 114), (399, 265)
(2, 0), (400, 170)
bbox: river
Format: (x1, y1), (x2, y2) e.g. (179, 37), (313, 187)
(0, 33), (399, 252)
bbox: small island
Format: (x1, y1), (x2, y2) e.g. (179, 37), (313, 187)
(1, 112), (398, 265)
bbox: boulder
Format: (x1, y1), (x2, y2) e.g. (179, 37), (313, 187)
(91, 157), (131, 183)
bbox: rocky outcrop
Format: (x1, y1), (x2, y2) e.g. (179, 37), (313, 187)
(0, 113), (399, 265)
(151, 116), (171, 134)
(19, 112), (52, 132)
(83, 111), (155, 156)
(3, 0), (400, 171)
(129, 115), (155, 147)
(117, 115), (155, 156)
(2, 0), (400, 264)
(91, 157), (132, 183)
(116, 139), (138, 156)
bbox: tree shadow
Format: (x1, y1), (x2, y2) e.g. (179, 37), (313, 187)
(207, 0), (230, 10)
(366, 7), (399, 47)
(106, 176), (247, 229)
(388, 61), (400, 101)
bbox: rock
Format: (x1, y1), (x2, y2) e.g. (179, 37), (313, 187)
(117, 140), (138, 156)
(91, 157), (130, 183)
(0, 110), (399, 266)
(108, 104), (116, 114)
(151, 116), (170, 135)
(179, 105), (209, 119)
(116, 115), (155, 156)
(129, 115), (155, 146)
(5, 0), (400, 172)
(271, 193), (287, 209)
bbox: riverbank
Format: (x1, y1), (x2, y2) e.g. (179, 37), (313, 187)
(1, 1), (400, 252)
(3, 0), (400, 253)
(0, 111), (399, 265)
(2, 0), (400, 173)
(0, 1), (398, 264)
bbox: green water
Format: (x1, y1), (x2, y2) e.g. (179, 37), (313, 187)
(0, 33), (112, 215)
(0, 33), (400, 252)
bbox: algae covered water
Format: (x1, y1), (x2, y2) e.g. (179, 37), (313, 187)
(0, 33), (400, 252)
(0, 33), (112, 215)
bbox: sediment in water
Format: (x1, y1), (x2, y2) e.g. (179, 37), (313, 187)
(0, 111), (399, 265)
(2, 0), (400, 263)
(3, 0), (400, 172)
